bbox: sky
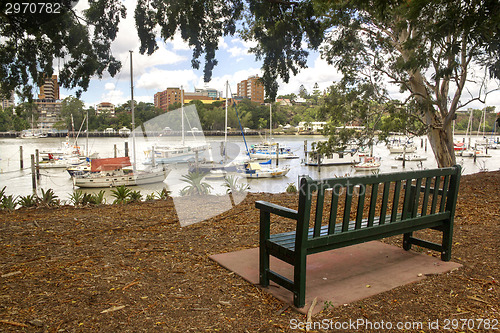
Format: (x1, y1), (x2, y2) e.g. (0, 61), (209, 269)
(57, 0), (499, 113)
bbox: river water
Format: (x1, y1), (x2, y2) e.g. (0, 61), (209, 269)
(1, 134), (499, 204)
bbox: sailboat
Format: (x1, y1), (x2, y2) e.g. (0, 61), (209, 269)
(73, 51), (170, 188)
(248, 103), (298, 160)
(20, 115), (47, 138)
(143, 86), (208, 165)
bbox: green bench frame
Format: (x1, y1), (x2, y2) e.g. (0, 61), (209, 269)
(256, 165), (461, 308)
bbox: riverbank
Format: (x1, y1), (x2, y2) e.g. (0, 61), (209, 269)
(0, 171), (498, 332)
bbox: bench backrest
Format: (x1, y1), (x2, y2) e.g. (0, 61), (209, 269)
(295, 165), (461, 250)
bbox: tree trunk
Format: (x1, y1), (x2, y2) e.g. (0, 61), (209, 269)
(426, 117), (456, 168)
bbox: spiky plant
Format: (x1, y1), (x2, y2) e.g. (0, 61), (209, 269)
(69, 191), (85, 206)
(129, 190), (143, 202)
(223, 175), (250, 194)
(1, 194), (17, 211)
(37, 189), (60, 208)
(110, 186), (132, 204)
(17, 194), (37, 208)
(145, 192), (157, 201)
(156, 188), (171, 200)
(285, 182), (297, 193)
(89, 190), (106, 205)
(179, 171), (212, 196)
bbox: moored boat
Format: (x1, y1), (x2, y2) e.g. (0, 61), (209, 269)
(353, 157), (381, 171)
(237, 162), (290, 178)
(394, 154), (427, 161)
(72, 157), (170, 188)
(249, 142), (299, 160)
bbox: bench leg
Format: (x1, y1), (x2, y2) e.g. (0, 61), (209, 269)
(293, 254), (307, 308)
(441, 220), (453, 261)
(259, 210), (270, 287)
(403, 232), (413, 251)
(259, 244), (270, 287)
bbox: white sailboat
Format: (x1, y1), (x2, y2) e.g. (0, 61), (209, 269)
(237, 162), (290, 178)
(304, 149), (359, 166)
(249, 103), (299, 160)
(144, 87), (207, 165)
(73, 51), (169, 188)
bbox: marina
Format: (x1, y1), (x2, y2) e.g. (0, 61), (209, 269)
(1, 134), (499, 203)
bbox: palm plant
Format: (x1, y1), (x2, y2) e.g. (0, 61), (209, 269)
(17, 194), (37, 208)
(223, 175), (250, 194)
(89, 190), (106, 205)
(129, 190), (143, 202)
(179, 171), (213, 196)
(0, 186), (5, 201)
(110, 185), (132, 204)
(69, 191), (85, 206)
(1, 194), (17, 211)
(156, 188), (171, 200)
(285, 182), (297, 193)
(37, 189), (60, 208)
(145, 192), (157, 201)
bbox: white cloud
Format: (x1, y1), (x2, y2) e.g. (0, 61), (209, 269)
(104, 83), (115, 90)
(276, 55), (342, 96)
(136, 69), (199, 91)
(169, 31), (192, 51)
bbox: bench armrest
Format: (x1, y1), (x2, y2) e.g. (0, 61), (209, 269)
(255, 200), (298, 220)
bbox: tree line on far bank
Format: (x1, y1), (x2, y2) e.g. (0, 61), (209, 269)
(0, 94), (498, 135)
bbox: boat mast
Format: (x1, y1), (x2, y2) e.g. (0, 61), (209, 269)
(224, 81), (228, 162)
(86, 108), (89, 158)
(181, 85), (185, 146)
(225, 81), (228, 144)
(269, 103), (272, 139)
(129, 50), (136, 172)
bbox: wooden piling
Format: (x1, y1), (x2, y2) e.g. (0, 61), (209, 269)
(31, 154), (36, 192)
(35, 149), (40, 181)
(20, 146), (23, 169)
(276, 143), (279, 167)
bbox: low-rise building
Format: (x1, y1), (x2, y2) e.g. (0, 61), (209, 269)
(96, 102), (115, 116)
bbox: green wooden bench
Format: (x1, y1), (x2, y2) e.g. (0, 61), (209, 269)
(256, 165), (461, 308)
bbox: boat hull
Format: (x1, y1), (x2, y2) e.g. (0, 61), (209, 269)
(73, 169), (170, 188)
(237, 167), (290, 178)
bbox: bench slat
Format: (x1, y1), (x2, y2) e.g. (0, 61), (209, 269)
(342, 186), (353, 232)
(367, 184), (378, 227)
(402, 179), (413, 220)
(440, 175), (450, 213)
(307, 212), (451, 252)
(379, 182), (390, 224)
(421, 177), (432, 216)
(430, 176), (441, 214)
(328, 191), (339, 234)
(355, 188), (365, 229)
(314, 187), (325, 237)
(391, 180), (402, 222)
(412, 178), (423, 218)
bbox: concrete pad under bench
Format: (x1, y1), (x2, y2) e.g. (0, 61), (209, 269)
(209, 241), (462, 315)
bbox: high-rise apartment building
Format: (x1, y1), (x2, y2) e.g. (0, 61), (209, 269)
(237, 75), (265, 104)
(154, 88), (183, 111)
(154, 87), (221, 111)
(38, 75), (59, 100)
(1, 90), (15, 110)
(35, 75), (61, 130)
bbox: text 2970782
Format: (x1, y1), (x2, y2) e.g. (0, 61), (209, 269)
(5, 2), (62, 15)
